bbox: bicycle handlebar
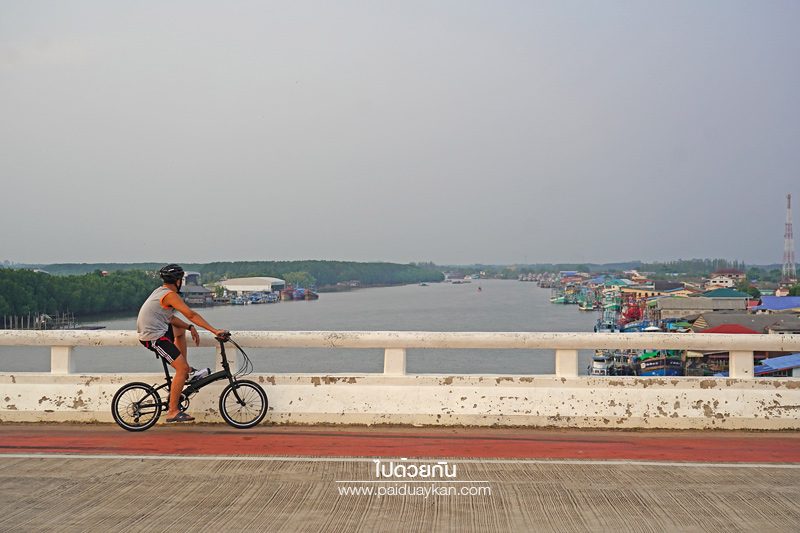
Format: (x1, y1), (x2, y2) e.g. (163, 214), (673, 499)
(212, 332), (253, 376)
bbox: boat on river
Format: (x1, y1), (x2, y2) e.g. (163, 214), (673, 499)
(590, 351), (613, 376)
(595, 305), (621, 332)
(589, 350), (636, 376)
(635, 350), (683, 376)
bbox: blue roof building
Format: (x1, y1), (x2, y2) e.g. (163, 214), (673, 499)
(753, 353), (800, 377)
(753, 296), (800, 312)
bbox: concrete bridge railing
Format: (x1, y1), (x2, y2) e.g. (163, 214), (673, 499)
(1, 330), (799, 429)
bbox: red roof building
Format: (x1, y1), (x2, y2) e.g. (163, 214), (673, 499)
(698, 324), (760, 334)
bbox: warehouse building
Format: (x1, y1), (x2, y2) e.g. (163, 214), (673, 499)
(217, 277), (286, 296)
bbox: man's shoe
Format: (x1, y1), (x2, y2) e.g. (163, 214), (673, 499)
(165, 412), (195, 423)
(187, 367), (211, 382)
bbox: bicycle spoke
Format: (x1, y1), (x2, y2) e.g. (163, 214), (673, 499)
(219, 381), (267, 428)
(112, 383), (161, 431)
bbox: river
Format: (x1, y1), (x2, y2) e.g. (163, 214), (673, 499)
(3, 280), (600, 374)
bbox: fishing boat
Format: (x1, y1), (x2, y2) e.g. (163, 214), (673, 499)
(619, 295), (646, 327)
(635, 350), (683, 376)
(589, 350), (613, 376)
(621, 320), (658, 333)
(611, 351), (637, 375)
(280, 288), (295, 300)
(550, 284), (579, 304)
(248, 292), (267, 304)
(289, 287), (319, 300)
(594, 303), (621, 332)
(589, 350), (637, 376)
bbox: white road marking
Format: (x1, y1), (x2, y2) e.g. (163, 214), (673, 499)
(0, 453), (798, 468)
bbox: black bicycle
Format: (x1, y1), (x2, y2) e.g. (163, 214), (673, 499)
(111, 333), (268, 431)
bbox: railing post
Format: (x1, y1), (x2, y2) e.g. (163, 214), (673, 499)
(555, 349), (578, 377)
(729, 350), (754, 378)
(51, 346), (75, 374)
(384, 348), (407, 375)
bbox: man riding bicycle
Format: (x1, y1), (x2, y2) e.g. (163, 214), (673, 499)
(137, 264), (228, 423)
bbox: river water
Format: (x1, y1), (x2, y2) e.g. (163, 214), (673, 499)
(4, 280), (600, 374)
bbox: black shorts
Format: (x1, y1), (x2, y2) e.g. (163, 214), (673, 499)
(140, 325), (182, 363)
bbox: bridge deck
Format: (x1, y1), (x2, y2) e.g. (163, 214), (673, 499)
(1, 425), (798, 532)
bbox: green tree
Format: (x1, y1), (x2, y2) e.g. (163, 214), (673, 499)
(283, 271), (316, 288)
(744, 285), (762, 299)
(746, 267), (763, 282)
(0, 261), (446, 322)
(0, 269), (157, 319)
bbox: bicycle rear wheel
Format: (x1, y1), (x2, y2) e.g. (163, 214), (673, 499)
(219, 380), (268, 429)
(112, 382), (162, 431)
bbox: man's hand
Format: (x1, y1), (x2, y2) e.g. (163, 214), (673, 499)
(189, 325), (200, 346)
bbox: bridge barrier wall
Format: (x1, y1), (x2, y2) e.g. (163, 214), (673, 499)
(1, 330), (799, 429)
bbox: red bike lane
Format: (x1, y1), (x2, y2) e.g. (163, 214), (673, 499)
(1, 424), (799, 463)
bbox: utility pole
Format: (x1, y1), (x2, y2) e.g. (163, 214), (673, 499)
(782, 193), (796, 284)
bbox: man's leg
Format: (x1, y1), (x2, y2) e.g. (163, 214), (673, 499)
(174, 326), (189, 361)
(174, 326), (200, 378)
(168, 355), (190, 418)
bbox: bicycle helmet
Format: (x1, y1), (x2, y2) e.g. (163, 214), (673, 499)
(159, 264), (185, 284)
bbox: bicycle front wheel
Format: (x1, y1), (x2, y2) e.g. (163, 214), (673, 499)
(219, 380), (268, 429)
(112, 382), (162, 432)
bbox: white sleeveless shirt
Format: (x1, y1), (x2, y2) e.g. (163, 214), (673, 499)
(136, 286), (176, 341)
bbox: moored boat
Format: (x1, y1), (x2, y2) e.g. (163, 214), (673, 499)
(589, 350), (636, 376)
(635, 350), (683, 376)
(280, 288), (295, 300)
(590, 350), (613, 376)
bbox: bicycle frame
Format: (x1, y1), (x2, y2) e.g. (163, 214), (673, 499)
(154, 337), (243, 408)
(112, 332), (267, 431)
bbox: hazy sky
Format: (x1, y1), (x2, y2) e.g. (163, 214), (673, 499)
(1, 1), (798, 265)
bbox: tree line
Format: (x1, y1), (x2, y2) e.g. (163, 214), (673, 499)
(639, 258), (748, 276)
(194, 260), (443, 287)
(13, 260), (445, 287)
(0, 261), (445, 318)
(0, 269), (157, 317)
(17, 258), (788, 280)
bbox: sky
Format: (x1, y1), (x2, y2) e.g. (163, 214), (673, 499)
(1, 1), (798, 266)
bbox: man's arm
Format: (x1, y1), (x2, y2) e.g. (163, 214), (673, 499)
(163, 292), (225, 336)
(170, 315), (202, 345)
